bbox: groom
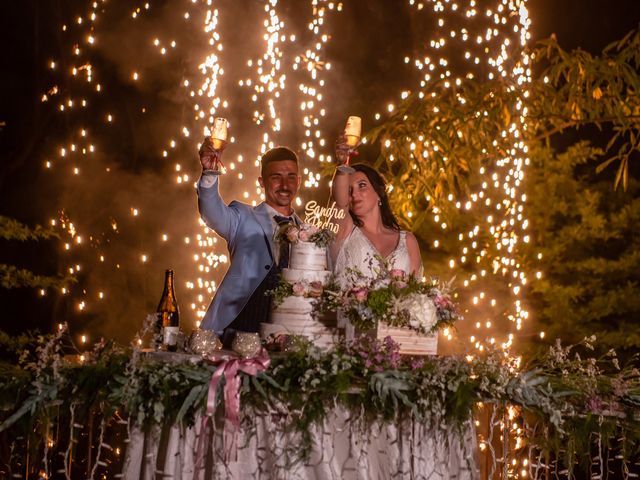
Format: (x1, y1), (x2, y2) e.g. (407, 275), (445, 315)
(197, 139), (302, 346)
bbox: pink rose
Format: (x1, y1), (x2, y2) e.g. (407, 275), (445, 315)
(298, 229), (310, 242)
(308, 281), (323, 298)
(306, 224), (319, 235)
(352, 287), (368, 303)
(392, 280), (408, 289)
(390, 269), (406, 280)
(434, 295), (453, 309)
(292, 282), (305, 296)
(285, 226), (299, 243)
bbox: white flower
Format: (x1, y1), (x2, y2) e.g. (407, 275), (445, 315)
(395, 293), (437, 333)
(371, 277), (391, 289)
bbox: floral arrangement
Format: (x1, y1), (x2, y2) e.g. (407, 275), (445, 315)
(327, 262), (460, 335)
(274, 222), (335, 248)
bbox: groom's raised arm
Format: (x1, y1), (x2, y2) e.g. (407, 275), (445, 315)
(198, 138), (240, 243)
(197, 171), (241, 243)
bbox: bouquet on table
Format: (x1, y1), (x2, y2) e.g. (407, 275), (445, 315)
(330, 260), (460, 336)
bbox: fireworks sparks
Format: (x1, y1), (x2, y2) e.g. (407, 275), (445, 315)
(38, 1), (535, 369)
(383, 0), (534, 353)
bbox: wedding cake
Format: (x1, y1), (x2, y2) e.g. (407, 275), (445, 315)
(261, 226), (339, 348)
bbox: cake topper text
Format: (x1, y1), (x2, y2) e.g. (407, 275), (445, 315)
(304, 201), (346, 233)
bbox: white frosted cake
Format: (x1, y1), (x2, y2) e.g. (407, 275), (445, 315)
(261, 240), (339, 348)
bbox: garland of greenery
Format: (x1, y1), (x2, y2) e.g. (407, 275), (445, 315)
(0, 329), (638, 477)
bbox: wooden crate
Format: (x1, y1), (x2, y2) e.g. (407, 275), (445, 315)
(375, 322), (438, 355)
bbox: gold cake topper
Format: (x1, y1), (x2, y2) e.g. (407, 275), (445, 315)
(304, 200), (346, 233)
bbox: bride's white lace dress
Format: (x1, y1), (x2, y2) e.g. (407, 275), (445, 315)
(332, 227), (422, 287)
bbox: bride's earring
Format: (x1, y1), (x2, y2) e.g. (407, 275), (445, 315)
(378, 199), (382, 206)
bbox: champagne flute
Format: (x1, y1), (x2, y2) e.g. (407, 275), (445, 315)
(207, 117), (228, 175)
(345, 115), (361, 148)
(337, 115), (360, 174)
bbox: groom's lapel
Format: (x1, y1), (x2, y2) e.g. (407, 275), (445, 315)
(253, 203), (274, 260)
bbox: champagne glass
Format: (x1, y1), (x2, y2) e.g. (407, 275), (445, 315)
(207, 117), (228, 175)
(337, 115), (360, 174)
(345, 115), (361, 148)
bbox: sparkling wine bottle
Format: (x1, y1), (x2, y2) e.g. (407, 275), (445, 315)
(156, 269), (180, 351)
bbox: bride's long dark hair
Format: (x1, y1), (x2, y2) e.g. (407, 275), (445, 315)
(350, 163), (401, 231)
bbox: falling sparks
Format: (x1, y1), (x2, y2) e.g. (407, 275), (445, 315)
(39, 0), (536, 381)
(35, 5), (538, 473)
(390, 0), (534, 353)
(394, 1), (535, 476)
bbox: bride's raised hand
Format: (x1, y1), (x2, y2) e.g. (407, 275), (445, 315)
(335, 134), (359, 174)
(335, 134), (353, 165)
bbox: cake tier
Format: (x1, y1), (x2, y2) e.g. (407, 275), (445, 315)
(272, 295), (315, 315)
(289, 241), (327, 271)
(261, 322), (338, 350)
(262, 296), (339, 349)
(282, 268), (331, 284)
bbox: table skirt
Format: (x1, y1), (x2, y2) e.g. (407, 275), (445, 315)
(121, 406), (479, 480)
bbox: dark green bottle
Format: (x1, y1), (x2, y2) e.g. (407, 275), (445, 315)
(156, 269), (180, 351)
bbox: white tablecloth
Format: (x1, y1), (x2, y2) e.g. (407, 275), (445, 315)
(121, 405), (479, 480)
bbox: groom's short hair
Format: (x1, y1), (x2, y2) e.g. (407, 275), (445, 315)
(261, 146), (298, 176)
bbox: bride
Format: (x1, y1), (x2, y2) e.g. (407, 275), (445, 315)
(330, 137), (423, 285)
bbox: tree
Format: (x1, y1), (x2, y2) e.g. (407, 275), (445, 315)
(0, 216), (74, 291)
(368, 30), (640, 354)
(524, 143), (640, 353)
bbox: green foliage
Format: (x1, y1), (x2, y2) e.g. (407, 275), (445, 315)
(0, 264), (75, 290)
(367, 288), (394, 317)
(364, 29), (640, 354)
(368, 30), (640, 225)
(0, 329), (40, 362)
(0, 216), (59, 242)
(535, 32), (640, 190)
(268, 278), (294, 305)
(0, 215), (75, 290)
(522, 142), (640, 354)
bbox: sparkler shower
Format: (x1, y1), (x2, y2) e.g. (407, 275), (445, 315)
(19, 0), (533, 355)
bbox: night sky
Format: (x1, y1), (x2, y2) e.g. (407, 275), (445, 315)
(1, 0), (639, 341)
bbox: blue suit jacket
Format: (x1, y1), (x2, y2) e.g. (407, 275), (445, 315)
(197, 177), (296, 333)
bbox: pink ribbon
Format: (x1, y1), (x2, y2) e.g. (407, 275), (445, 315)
(193, 348), (270, 473)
